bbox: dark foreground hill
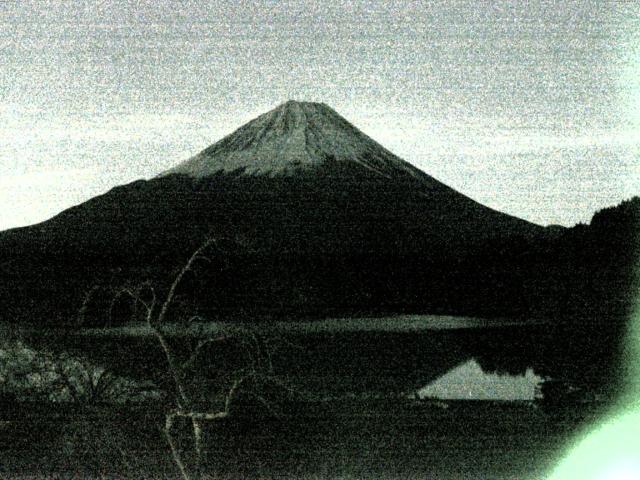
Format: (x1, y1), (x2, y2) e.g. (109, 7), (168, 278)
(0, 102), (637, 329)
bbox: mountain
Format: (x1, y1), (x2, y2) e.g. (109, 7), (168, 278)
(161, 100), (540, 244)
(1, 101), (633, 327)
(163, 100), (444, 180)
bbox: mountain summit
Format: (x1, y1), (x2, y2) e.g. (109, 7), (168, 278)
(163, 100), (427, 180)
(0, 101), (550, 325)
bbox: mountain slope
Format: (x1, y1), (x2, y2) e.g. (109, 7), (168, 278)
(157, 100), (540, 248)
(0, 101), (551, 325)
(163, 100), (434, 180)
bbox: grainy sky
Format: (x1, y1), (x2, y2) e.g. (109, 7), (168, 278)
(1, 0), (638, 230)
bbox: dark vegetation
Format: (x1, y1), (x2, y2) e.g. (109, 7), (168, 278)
(0, 170), (636, 325)
(0, 166), (635, 407)
(0, 176), (636, 395)
(0, 165), (539, 323)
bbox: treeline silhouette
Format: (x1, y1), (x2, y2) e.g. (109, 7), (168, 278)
(1, 172), (634, 396)
(0, 170), (636, 330)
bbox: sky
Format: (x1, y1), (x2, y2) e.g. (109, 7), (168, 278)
(0, 0), (638, 230)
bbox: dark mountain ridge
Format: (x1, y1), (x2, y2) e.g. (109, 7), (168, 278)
(0, 102), (636, 329)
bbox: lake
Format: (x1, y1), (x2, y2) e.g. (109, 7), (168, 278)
(9, 313), (618, 402)
(0, 314), (620, 479)
(0, 399), (603, 479)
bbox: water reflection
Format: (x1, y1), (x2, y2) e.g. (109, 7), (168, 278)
(419, 359), (542, 401)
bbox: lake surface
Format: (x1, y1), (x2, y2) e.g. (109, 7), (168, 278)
(3, 313), (619, 402)
(0, 400), (601, 480)
(419, 359), (543, 401)
(0, 316), (618, 479)
(69, 314), (548, 337)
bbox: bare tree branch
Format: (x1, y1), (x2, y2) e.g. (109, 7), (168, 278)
(181, 335), (228, 372)
(156, 238), (221, 328)
(102, 236), (302, 480)
(165, 413), (192, 480)
(77, 285), (102, 326)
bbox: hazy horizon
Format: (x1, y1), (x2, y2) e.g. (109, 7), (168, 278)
(1, 0), (638, 230)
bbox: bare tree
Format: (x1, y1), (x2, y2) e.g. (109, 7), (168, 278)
(109, 238), (297, 480)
